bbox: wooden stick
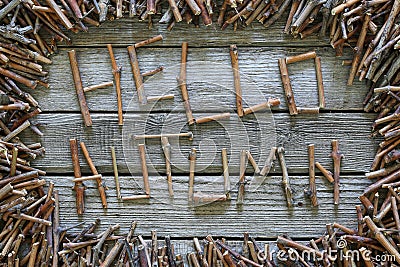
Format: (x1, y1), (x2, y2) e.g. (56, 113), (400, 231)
(122, 195), (150, 201)
(9, 147), (18, 177)
(52, 190), (60, 266)
(206, 242), (212, 266)
(366, 163), (400, 180)
(215, 240), (262, 267)
(242, 232), (249, 259)
(2, 120), (30, 142)
(147, 0), (156, 14)
(205, 236), (228, 266)
(196, 113), (230, 124)
(277, 236), (323, 258)
(314, 56), (325, 108)
(116, 0), (123, 17)
(374, 199), (391, 222)
(217, 0), (229, 25)
(127, 45), (147, 105)
(80, 141), (107, 208)
(230, 45), (243, 117)
(0, 183), (13, 200)
(0, 103), (29, 111)
(69, 138), (85, 215)
(263, 0), (292, 29)
(107, 44), (123, 126)
(247, 241), (259, 264)
(178, 42), (195, 125)
(138, 242), (151, 267)
(297, 107), (320, 114)
(92, 224), (120, 264)
(286, 51), (317, 64)
(315, 162), (334, 183)
(392, 196), (400, 232)
(44, 0), (73, 29)
(284, 0), (301, 33)
(168, 0), (182, 22)
(347, 13), (370, 86)
(11, 189), (26, 196)
(237, 150), (247, 205)
(370, 139), (400, 171)
(221, 148), (230, 199)
(83, 81), (114, 92)
(307, 144), (318, 206)
(195, 0), (212, 25)
(188, 148), (197, 202)
(147, 94), (175, 102)
(331, 0), (361, 15)
(161, 137), (173, 197)
(134, 35), (163, 48)
(142, 66), (164, 77)
(355, 204), (364, 236)
(151, 230), (158, 266)
(364, 216), (400, 264)
(68, 50), (92, 127)
(193, 192), (227, 204)
(0, 68), (37, 89)
(188, 252), (200, 267)
(246, 150), (260, 174)
(1, 219), (22, 258)
(277, 147), (293, 208)
(11, 213), (51, 226)
(134, 132), (193, 140)
(359, 247), (374, 267)
(111, 146), (121, 200)
(278, 58), (298, 115)
(359, 194), (374, 215)
(0, 171), (39, 188)
(382, 180), (400, 188)
(243, 98), (281, 115)
(374, 86), (400, 93)
(27, 242), (40, 267)
(138, 144), (150, 196)
(67, 0), (83, 19)
(300, 23), (323, 39)
(331, 140), (343, 205)
(185, 0), (201, 15)
(0, 0), (22, 21)
(101, 239), (124, 267)
(72, 174), (103, 182)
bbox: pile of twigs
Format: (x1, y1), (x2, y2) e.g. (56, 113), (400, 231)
(0, 99), (47, 265)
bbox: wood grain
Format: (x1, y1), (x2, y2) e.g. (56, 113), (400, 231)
(47, 174), (369, 238)
(23, 113), (378, 174)
(36, 47), (367, 112)
(31, 18), (377, 241)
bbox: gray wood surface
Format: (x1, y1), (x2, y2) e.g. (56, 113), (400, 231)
(33, 19), (376, 241)
(25, 113), (377, 174)
(49, 175), (366, 238)
(36, 47), (367, 112)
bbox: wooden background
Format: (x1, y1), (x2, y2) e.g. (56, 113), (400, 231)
(22, 18), (378, 242)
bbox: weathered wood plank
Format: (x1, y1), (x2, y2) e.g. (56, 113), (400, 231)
(24, 113), (378, 174)
(37, 47), (366, 112)
(59, 18), (329, 47)
(49, 174), (368, 238)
